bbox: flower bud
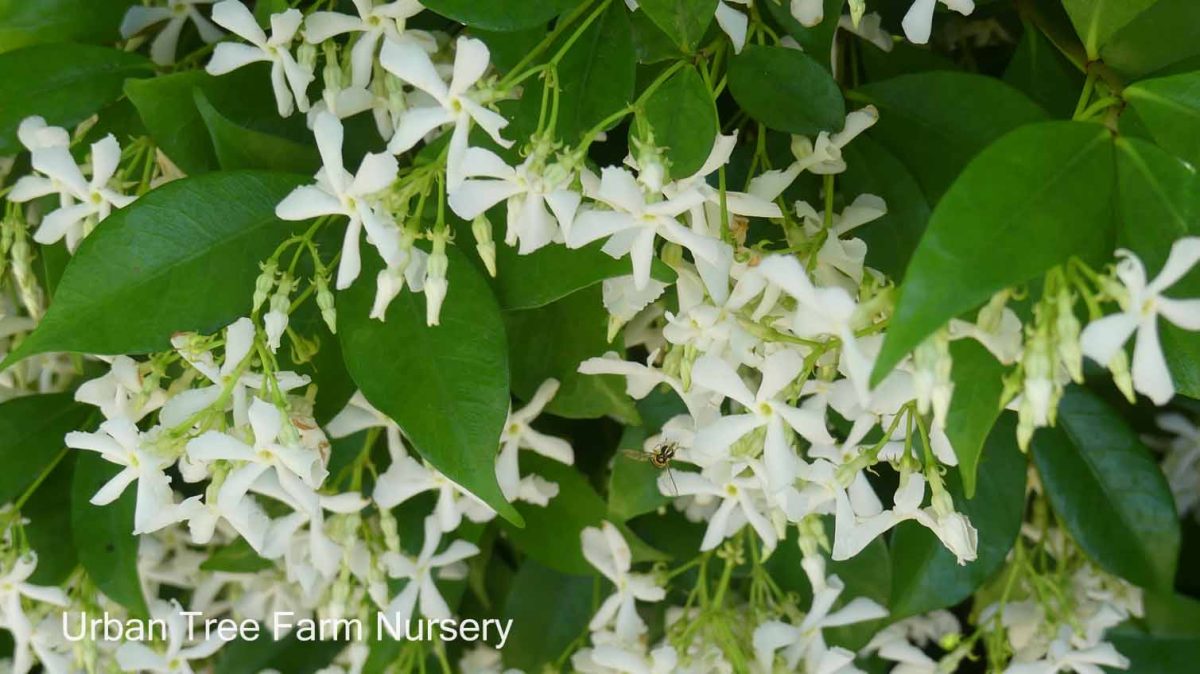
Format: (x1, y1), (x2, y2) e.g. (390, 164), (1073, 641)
(423, 230), (450, 326)
(471, 215), (496, 277)
(316, 274), (337, 333)
(253, 261), (278, 313)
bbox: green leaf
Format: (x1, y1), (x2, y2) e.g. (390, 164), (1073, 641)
(630, 9), (679, 63)
(1031, 387), (1180, 590)
(0, 0), (134, 52)
(501, 560), (593, 671)
(492, 238), (674, 310)
(72, 451), (147, 617)
(2, 172), (306, 366)
(850, 72), (1049, 202)
(24, 456), (78, 585)
(839, 135), (930, 280)
(1003, 22), (1086, 119)
(1061, 0), (1158, 57)
(214, 630), (341, 674)
(945, 340), (1008, 498)
(125, 70), (221, 174)
(201, 538), (274, 573)
(1113, 137), (1200, 399)
(554, 0), (635, 140)
(873, 122), (1115, 385)
(0, 43), (152, 154)
(637, 64), (715, 180)
(0, 393), (91, 503)
(761, 0), (845, 70)
(889, 413), (1026, 620)
(505, 285), (638, 422)
(1125, 71), (1200, 169)
(420, 0), (570, 31)
(195, 89), (319, 173)
(729, 45), (845, 136)
(635, 0), (717, 53)
(1101, 0), (1200, 79)
(1108, 633), (1200, 674)
(608, 427), (670, 521)
(337, 248), (520, 525)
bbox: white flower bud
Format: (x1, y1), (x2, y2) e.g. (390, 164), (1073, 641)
(471, 215), (496, 277)
(423, 230), (451, 327)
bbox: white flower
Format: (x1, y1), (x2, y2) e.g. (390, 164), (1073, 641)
(116, 599), (223, 673)
(1081, 238), (1200, 405)
(669, 461), (779, 551)
(1004, 627), (1129, 674)
(714, 1), (750, 52)
(791, 0), (825, 26)
(448, 148), (581, 254)
(753, 574), (887, 673)
(380, 35), (512, 187)
(902, 0), (976, 45)
(0, 555), (68, 674)
(276, 112), (401, 289)
(575, 639), (679, 674)
(833, 472), (977, 564)
(75, 355), (165, 422)
(327, 391), (407, 459)
(690, 350), (832, 491)
(15, 117), (68, 152)
(373, 453), (495, 531)
(207, 1), (314, 117)
(66, 419), (200, 534)
(581, 522), (665, 642)
(10, 135), (135, 252)
(383, 515), (478, 623)
(496, 379), (573, 502)
(569, 167), (719, 291)
(749, 106), (879, 200)
(304, 0), (426, 88)
(121, 0), (224, 65)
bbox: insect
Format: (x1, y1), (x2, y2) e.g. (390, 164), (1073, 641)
(622, 441), (680, 496)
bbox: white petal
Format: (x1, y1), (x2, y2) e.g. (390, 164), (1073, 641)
(207, 42), (269, 75)
(1148, 237), (1200, 294)
(1080, 312), (1139, 365)
(449, 36), (490, 95)
(304, 11), (365, 43)
(276, 185), (342, 220)
(1133, 318), (1175, 404)
(386, 106), (454, 154)
(212, 0), (267, 45)
(691, 355), (757, 408)
(380, 36), (449, 102)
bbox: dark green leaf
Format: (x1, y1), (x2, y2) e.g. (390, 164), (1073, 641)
(873, 122), (1114, 385)
(420, 0), (569, 31)
(638, 64), (715, 180)
(125, 70), (220, 174)
(0, 43), (152, 154)
(2, 172), (306, 365)
(195, 89), (319, 173)
(1125, 71), (1200, 169)
(0, 0), (135, 52)
(492, 238), (673, 310)
(889, 413), (1026, 619)
(1003, 22), (1086, 119)
(608, 427), (670, 521)
(1101, 0), (1200, 79)
(501, 560), (593, 671)
(555, 1), (635, 140)
(1031, 387), (1180, 590)
(24, 456), (78, 585)
(1108, 634), (1200, 674)
(630, 9), (679, 63)
(729, 45), (845, 135)
(1060, 0), (1157, 57)
(0, 393), (91, 503)
(337, 248), (520, 525)
(635, 0), (717, 53)
(72, 451), (147, 617)
(214, 630), (341, 674)
(505, 284), (638, 422)
(850, 72), (1048, 202)
(840, 135), (930, 279)
(945, 340), (1008, 498)
(201, 538), (274, 573)
(1114, 137), (1200, 399)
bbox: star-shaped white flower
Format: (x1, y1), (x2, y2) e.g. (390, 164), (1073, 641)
(0, 554), (68, 674)
(207, 1), (314, 117)
(115, 599), (224, 673)
(121, 0), (224, 65)
(1081, 238), (1200, 405)
(373, 453), (495, 531)
(380, 35), (512, 187)
(753, 574), (887, 673)
(75, 355), (166, 422)
(276, 112), (401, 289)
(496, 379), (574, 502)
(304, 0), (426, 88)
(581, 522), (666, 642)
(383, 515), (479, 623)
(833, 472), (977, 564)
(668, 461), (779, 552)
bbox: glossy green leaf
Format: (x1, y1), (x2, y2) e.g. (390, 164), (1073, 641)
(125, 71), (220, 175)
(1109, 634), (1200, 674)
(889, 414), (1026, 620)
(873, 122), (1115, 385)
(0, 0), (135, 52)
(337, 248), (520, 525)
(638, 64), (715, 180)
(1101, 0), (1200, 79)
(1031, 387), (1180, 590)
(1114, 137), (1200, 399)
(608, 427), (670, 521)
(761, 0), (845, 70)
(420, 0), (570, 31)
(850, 72), (1048, 202)
(492, 238), (674, 310)
(24, 457), (78, 585)
(0, 393), (91, 504)
(0, 43), (152, 154)
(214, 630), (340, 674)
(501, 560), (593, 671)
(729, 45), (845, 136)
(72, 451), (147, 617)
(945, 340), (1008, 498)
(1061, 0), (1158, 57)
(505, 284), (638, 422)
(195, 89), (319, 173)
(2, 172), (306, 366)
(1125, 71), (1200, 168)
(840, 135), (930, 280)
(635, 0), (717, 53)
(1003, 22), (1086, 119)
(554, 0), (635, 140)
